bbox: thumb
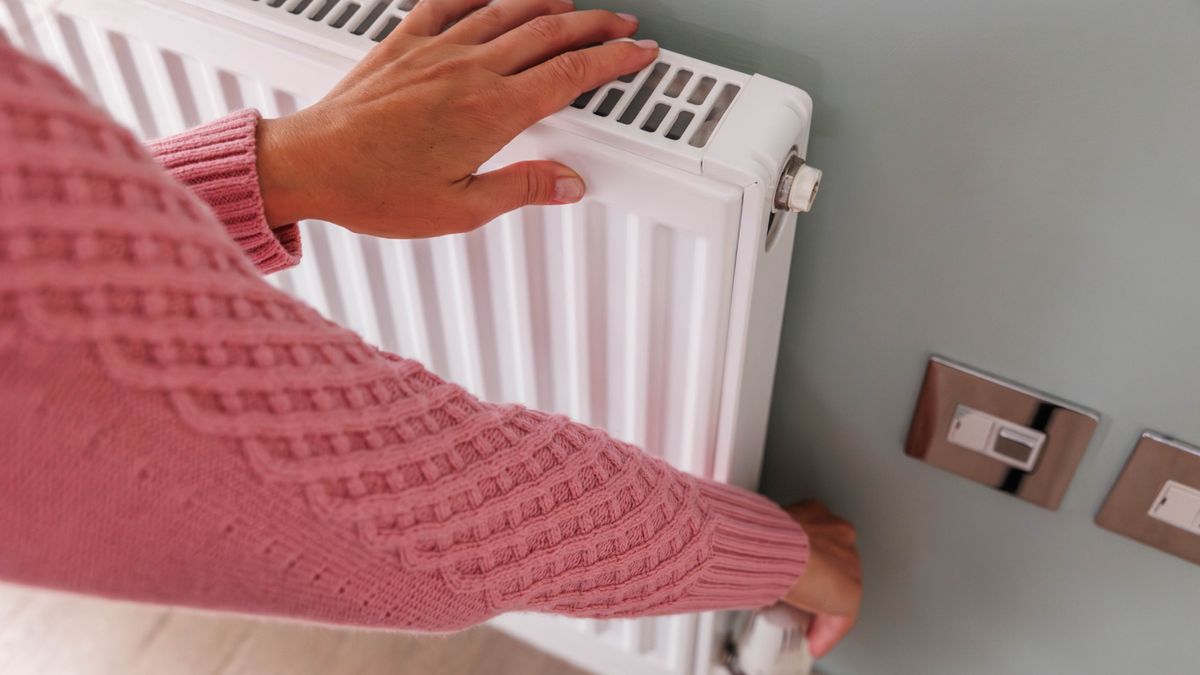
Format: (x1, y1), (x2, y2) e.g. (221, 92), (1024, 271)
(807, 613), (856, 659)
(467, 161), (586, 221)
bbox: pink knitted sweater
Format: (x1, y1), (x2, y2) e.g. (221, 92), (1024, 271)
(0, 42), (807, 632)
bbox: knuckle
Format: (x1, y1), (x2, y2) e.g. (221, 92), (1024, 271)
(460, 92), (493, 120)
(550, 51), (589, 87)
(525, 15), (565, 44)
(426, 54), (473, 78)
(522, 167), (552, 204)
(408, 0), (445, 24)
(423, 5), (446, 24)
(593, 9), (626, 30)
(471, 4), (506, 27)
(802, 499), (832, 518)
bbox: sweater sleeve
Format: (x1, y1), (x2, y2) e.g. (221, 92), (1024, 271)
(0, 44), (807, 631)
(148, 109), (302, 275)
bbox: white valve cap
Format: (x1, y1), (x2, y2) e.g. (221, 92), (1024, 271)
(787, 164), (822, 213)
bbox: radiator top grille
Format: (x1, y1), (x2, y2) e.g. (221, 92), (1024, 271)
(243, 0), (742, 148)
(253, 0), (411, 42)
(571, 62), (741, 149)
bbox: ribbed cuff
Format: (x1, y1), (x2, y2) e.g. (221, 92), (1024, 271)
(149, 109), (301, 274)
(684, 480), (809, 610)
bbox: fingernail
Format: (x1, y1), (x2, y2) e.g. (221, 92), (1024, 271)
(554, 176), (585, 203)
(617, 12), (638, 23)
(635, 39), (659, 49)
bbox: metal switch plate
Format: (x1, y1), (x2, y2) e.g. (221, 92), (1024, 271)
(905, 356), (1100, 510)
(1096, 433), (1200, 565)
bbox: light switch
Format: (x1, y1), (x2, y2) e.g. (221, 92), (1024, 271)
(947, 405), (994, 452)
(1148, 481), (1200, 533)
(946, 404), (1046, 471)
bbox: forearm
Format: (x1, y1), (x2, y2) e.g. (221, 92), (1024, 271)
(1, 341), (804, 632)
(0, 331), (805, 628)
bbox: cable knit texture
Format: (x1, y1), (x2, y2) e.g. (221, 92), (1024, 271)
(0, 42), (808, 632)
(148, 108), (301, 274)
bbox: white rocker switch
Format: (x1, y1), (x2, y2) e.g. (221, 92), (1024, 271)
(947, 404), (1046, 472)
(1148, 480), (1200, 533)
(946, 405), (995, 453)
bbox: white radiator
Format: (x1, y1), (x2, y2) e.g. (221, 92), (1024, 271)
(0, 2), (818, 673)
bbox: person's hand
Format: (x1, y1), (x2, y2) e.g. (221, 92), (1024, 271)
(254, 0), (658, 238)
(782, 501), (863, 659)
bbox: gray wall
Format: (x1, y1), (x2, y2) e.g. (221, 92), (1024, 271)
(587, 0), (1200, 673)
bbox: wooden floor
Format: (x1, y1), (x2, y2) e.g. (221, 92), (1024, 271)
(0, 584), (588, 675)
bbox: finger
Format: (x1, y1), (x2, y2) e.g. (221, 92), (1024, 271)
(443, 0), (575, 45)
(398, 0), (491, 37)
(509, 39), (659, 124)
(481, 10), (640, 75)
(806, 614), (856, 660)
(785, 500), (833, 521)
(466, 160), (586, 221)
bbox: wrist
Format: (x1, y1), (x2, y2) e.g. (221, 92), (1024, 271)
(255, 115), (314, 227)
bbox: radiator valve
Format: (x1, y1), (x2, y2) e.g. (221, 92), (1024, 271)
(775, 153), (822, 213)
(722, 604), (815, 675)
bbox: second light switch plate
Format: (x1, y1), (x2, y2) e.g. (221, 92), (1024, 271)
(905, 356), (1100, 510)
(1097, 433), (1200, 565)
